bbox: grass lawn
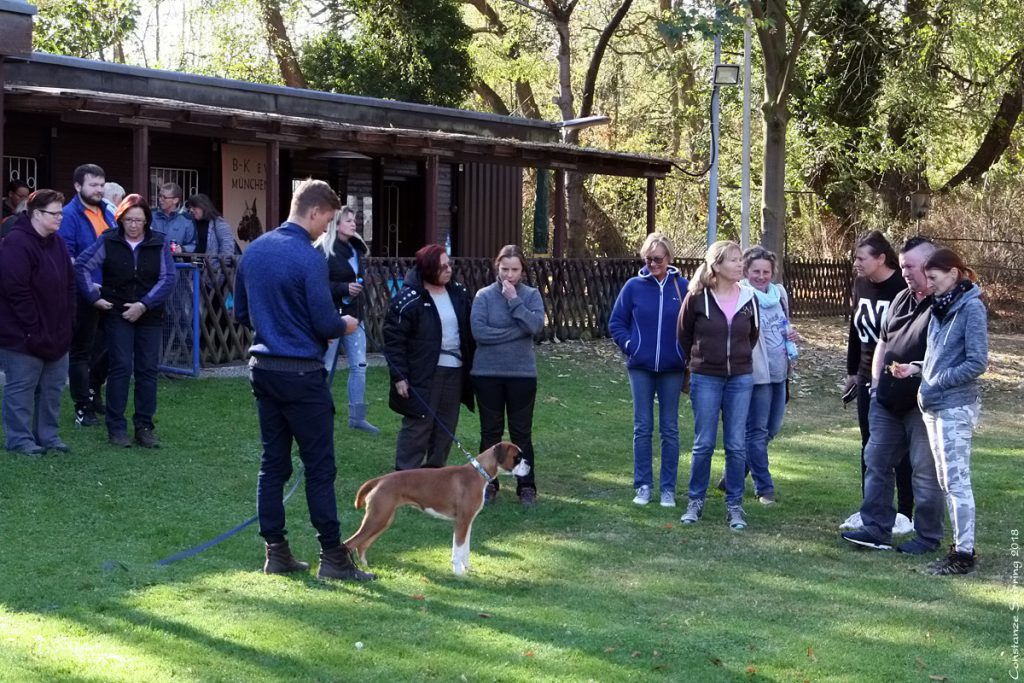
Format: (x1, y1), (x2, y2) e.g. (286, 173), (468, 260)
(0, 318), (1019, 682)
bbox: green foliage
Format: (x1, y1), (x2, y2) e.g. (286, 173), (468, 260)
(33, 0), (139, 59)
(300, 0), (473, 106)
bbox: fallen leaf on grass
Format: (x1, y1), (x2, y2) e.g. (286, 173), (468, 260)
(807, 647), (816, 662)
(478, 613), (492, 619)
(524, 651), (535, 658)
(746, 665), (758, 674)
(630, 651), (641, 658)
(664, 523), (673, 529)
(709, 657), (723, 666)
(928, 676), (947, 682)
(411, 594), (425, 601)
(603, 647), (617, 653)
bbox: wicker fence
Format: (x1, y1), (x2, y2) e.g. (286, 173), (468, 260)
(176, 255), (853, 366)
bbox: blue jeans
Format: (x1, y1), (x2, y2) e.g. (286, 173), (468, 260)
(687, 372), (754, 506)
(104, 315), (162, 435)
(0, 349), (69, 451)
(861, 398), (944, 546)
(745, 381), (787, 496)
(627, 368), (684, 493)
(251, 367), (341, 548)
(325, 323), (368, 406)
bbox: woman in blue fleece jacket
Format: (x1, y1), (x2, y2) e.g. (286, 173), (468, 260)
(609, 233), (688, 508)
(893, 248), (988, 576)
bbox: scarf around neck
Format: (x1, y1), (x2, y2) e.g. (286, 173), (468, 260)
(742, 279), (782, 310)
(932, 279), (973, 322)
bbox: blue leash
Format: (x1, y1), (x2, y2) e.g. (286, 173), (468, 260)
(157, 299), (489, 566)
(154, 464), (305, 566)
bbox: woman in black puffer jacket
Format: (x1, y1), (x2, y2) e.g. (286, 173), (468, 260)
(383, 244), (474, 470)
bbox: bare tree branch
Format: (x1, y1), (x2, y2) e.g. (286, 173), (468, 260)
(474, 78), (511, 115)
(503, 0), (553, 20)
(579, 0), (635, 119)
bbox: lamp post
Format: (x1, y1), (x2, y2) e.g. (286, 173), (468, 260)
(708, 36), (740, 247)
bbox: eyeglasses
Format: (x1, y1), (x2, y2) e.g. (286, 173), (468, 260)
(158, 195), (177, 201)
(644, 255), (666, 265)
(122, 217), (146, 225)
(36, 209), (63, 218)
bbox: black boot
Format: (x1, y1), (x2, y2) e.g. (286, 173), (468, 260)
(264, 541), (310, 574)
(927, 546), (977, 576)
(317, 544), (376, 581)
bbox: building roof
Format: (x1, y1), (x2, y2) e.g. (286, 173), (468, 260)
(3, 53), (673, 178)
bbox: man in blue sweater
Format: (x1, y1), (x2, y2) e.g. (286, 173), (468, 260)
(234, 179), (374, 582)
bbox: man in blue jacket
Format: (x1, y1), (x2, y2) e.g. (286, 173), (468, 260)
(151, 183), (197, 252)
(234, 179), (374, 583)
(58, 163), (116, 426)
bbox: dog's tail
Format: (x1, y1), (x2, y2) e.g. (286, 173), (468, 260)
(354, 478), (382, 509)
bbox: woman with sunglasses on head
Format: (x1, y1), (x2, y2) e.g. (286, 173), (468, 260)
(316, 207), (378, 434)
(891, 248), (988, 575)
(0, 190), (75, 455)
(677, 240), (760, 530)
(75, 194), (175, 449)
(610, 233), (689, 508)
(383, 244), (475, 470)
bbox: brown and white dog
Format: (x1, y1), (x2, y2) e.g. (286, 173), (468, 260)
(344, 442), (529, 575)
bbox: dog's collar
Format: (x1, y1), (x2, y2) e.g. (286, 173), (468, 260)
(468, 456), (495, 484)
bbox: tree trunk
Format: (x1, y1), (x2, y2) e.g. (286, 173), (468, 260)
(761, 102), (788, 260)
(256, 0), (306, 88)
(942, 58), (1024, 192)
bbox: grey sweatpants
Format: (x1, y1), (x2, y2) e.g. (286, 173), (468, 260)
(922, 402), (980, 553)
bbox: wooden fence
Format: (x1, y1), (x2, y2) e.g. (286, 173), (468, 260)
(176, 255), (853, 366)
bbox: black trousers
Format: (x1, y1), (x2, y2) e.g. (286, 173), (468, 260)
(857, 382), (914, 519)
(250, 367), (341, 549)
(68, 298), (99, 410)
(473, 375), (537, 492)
(394, 366), (463, 470)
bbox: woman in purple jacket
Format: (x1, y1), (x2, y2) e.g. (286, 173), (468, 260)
(609, 233), (689, 508)
(0, 190), (75, 455)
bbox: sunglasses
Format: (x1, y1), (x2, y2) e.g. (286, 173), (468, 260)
(644, 255), (666, 265)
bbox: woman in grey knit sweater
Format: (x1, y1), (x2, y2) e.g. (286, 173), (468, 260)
(470, 245), (545, 506)
(893, 248), (988, 576)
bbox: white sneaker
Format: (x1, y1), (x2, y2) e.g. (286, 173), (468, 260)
(660, 491), (676, 508)
(892, 513), (914, 536)
(633, 485), (651, 505)
(839, 511), (863, 530)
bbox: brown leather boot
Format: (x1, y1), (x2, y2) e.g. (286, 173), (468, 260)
(263, 541), (310, 574)
(316, 545), (376, 581)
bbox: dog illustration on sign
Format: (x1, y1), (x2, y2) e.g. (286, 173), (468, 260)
(237, 198), (263, 242)
(344, 442), (529, 575)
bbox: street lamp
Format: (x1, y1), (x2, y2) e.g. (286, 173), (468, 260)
(707, 32), (741, 246)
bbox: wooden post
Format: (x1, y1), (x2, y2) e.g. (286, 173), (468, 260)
(646, 177), (657, 234)
(266, 140), (280, 227)
(424, 154), (439, 245)
(132, 125), (149, 198)
(553, 169), (566, 258)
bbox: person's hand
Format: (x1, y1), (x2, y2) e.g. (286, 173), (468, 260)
(843, 374), (858, 395)
(891, 363), (917, 379)
(501, 278), (517, 300)
(94, 298), (114, 311)
(787, 326), (802, 343)
(341, 315), (358, 335)
(347, 281), (364, 297)
(122, 301), (146, 322)
(395, 380), (409, 399)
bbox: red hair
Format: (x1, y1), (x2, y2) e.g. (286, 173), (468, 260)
(114, 193), (153, 229)
(415, 244), (448, 285)
(925, 248), (977, 283)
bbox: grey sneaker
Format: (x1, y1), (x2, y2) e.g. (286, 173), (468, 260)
(680, 499), (703, 524)
(727, 505), (747, 530)
(632, 485), (651, 505)
(660, 491), (676, 508)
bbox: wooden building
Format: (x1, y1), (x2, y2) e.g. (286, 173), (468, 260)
(1, 2), (671, 257)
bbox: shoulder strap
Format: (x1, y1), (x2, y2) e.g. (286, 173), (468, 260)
(672, 275), (683, 302)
